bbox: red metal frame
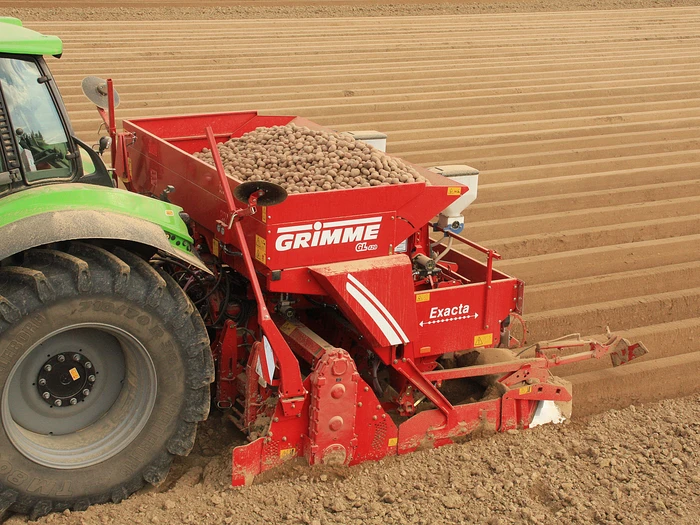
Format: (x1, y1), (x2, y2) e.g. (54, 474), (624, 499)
(106, 106), (648, 487)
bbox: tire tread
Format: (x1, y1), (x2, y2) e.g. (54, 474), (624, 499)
(25, 249), (92, 293)
(0, 242), (212, 517)
(0, 267), (55, 303)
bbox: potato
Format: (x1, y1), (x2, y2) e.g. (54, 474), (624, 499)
(194, 124), (429, 194)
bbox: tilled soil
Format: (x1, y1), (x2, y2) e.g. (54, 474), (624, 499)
(26, 6), (700, 414)
(6, 3), (700, 523)
(7, 394), (699, 525)
(5, 0), (700, 21)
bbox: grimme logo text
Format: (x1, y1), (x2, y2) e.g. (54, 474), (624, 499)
(275, 217), (382, 252)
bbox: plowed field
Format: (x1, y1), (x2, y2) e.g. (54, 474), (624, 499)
(26, 7), (700, 414)
(8, 6), (700, 524)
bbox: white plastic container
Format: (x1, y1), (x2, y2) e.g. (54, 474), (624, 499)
(340, 130), (388, 152)
(428, 165), (480, 233)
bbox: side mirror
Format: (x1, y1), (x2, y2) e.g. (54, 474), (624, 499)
(97, 136), (112, 156)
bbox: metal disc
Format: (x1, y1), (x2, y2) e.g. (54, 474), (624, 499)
(81, 76), (120, 109)
(233, 181), (288, 206)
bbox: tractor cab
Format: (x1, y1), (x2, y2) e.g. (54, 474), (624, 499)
(0, 17), (111, 196)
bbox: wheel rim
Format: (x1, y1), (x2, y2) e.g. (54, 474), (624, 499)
(2, 323), (157, 469)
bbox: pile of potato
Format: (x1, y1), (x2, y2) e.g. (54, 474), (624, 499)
(193, 124), (429, 194)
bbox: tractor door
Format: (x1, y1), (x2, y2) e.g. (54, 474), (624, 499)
(0, 54), (80, 192)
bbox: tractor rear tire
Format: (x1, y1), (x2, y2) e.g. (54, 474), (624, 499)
(0, 242), (214, 519)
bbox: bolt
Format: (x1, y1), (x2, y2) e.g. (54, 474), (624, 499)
(70, 398), (77, 405)
(357, 402), (363, 407)
(282, 436), (287, 442)
(57, 354), (65, 363)
(88, 375), (96, 383)
(85, 362), (93, 370)
(38, 378), (46, 386)
(44, 364), (52, 372)
(273, 417), (279, 423)
(73, 354), (81, 362)
(83, 389), (90, 396)
(55, 399), (62, 407)
(42, 392), (50, 400)
(372, 415), (377, 420)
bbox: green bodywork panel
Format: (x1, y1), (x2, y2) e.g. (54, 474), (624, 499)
(0, 18), (63, 56)
(0, 183), (194, 252)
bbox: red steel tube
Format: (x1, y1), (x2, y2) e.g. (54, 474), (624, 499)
(107, 78), (117, 167)
(444, 229), (502, 259)
(205, 125), (237, 214)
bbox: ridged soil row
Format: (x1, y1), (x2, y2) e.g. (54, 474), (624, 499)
(28, 7), (700, 416)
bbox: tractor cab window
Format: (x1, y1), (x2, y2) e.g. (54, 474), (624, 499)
(0, 57), (75, 182)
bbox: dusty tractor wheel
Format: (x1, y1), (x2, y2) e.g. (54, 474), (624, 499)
(0, 243), (213, 519)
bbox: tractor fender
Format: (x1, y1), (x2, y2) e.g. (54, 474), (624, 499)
(0, 183), (208, 272)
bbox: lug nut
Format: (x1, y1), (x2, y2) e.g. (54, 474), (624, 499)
(70, 398), (77, 405)
(42, 392), (50, 400)
(57, 355), (65, 363)
(54, 399), (62, 407)
(73, 354), (81, 362)
(38, 378), (46, 386)
(83, 389), (90, 396)
(88, 375), (96, 383)
(85, 362), (93, 370)
(44, 364), (52, 372)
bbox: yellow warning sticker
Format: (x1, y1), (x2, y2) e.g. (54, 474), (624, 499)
(280, 448), (296, 459)
(69, 368), (80, 381)
(473, 333), (493, 347)
(415, 293), (431, 303)
(261, 206), (267, 223)
(519, 385), (532, 395)
(165, 209), (174, 217)
(280, 321), (296, 336)
(255, 235), (266, 264)
(388, 437), (398, 448)
(447, 187), (462, 196)
(212, 238), (220, 257)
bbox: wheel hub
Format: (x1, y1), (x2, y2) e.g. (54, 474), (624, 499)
(36, 352), (96, 407)
(4, 323), (156, 469)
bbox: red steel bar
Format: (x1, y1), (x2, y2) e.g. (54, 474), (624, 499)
(205, 125), (237, 214)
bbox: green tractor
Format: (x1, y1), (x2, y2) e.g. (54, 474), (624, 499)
(0, 18), (213, 518)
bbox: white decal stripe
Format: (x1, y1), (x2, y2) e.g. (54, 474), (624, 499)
(262, 336), (275, 382)
(348, 273), (409, 343)
(346, 282), (402, 346)
(323, 216), (382, 229)
(277, 224), (313, 233)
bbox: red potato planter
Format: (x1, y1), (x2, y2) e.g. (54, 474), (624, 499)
(119, 109), (647, 484)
